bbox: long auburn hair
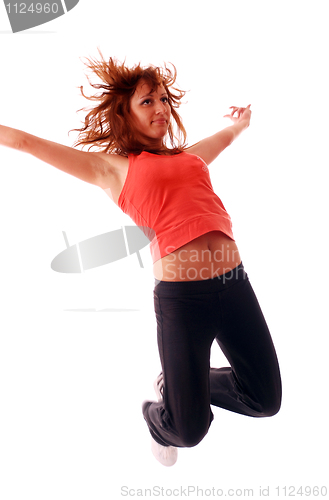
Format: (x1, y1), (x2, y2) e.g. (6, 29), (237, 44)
(73, 52), (188, 156)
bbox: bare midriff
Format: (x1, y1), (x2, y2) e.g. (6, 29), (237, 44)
(153, 230), (242, 281)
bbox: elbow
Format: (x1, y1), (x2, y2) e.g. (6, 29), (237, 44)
(11, 131), (29, 153)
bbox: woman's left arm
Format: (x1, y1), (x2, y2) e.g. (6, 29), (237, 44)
(187, 105), (251, 165)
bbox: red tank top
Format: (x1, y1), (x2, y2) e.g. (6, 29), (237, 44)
(118, 151), (234, 263)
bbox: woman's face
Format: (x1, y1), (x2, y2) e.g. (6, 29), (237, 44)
(129, 79), (171, 145)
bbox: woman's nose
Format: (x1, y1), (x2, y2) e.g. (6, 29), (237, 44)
(155, 100), (166, 113)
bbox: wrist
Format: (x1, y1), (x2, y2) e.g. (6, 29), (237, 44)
(236, 118), (249, 130)
(225, 120), (249, 145)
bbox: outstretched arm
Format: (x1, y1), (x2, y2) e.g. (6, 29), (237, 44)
(187, 105), (251, 165)
(0, 124), (112, 186)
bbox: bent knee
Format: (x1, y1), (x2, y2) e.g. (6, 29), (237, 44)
(259, 393), (282, 417)
(178, 428), (208, 448)
(177, 415), (213, 448)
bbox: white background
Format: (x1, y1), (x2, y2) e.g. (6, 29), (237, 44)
(0, 1), (328, 499)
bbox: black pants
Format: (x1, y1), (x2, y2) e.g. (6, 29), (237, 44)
(142, 263), (282, 448)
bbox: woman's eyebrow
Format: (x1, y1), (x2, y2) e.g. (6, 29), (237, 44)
(140, 91), (168, 100)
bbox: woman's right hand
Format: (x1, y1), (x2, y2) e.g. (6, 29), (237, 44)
(224, 105), (252, 126)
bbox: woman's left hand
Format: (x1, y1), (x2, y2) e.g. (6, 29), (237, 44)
(224, 105), (251, 126)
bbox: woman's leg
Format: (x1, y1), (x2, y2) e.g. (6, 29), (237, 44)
(142, 283), (217, 448)
(210, 269), (282, 417)
(142, 264), (282, 448)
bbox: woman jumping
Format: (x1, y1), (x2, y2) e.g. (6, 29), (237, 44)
(0, 54), (282, 467)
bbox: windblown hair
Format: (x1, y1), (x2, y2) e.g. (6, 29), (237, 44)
(73, 52), (188, 156)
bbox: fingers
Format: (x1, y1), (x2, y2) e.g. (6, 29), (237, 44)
(229, 106), (239, 115)
(229, 105), (251, 112)
(224, 105), (251, 119)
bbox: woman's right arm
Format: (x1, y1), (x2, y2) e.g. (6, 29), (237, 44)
(187, 106), (251, 165)
(0, 124), (115, 187)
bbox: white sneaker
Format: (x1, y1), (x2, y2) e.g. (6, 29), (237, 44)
(151, 437), (178, 467)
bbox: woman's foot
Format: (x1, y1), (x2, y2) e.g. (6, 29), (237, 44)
(151, 437), (178, 467)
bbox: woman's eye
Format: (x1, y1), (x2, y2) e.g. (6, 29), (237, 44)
(141, 97), (168, 106)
